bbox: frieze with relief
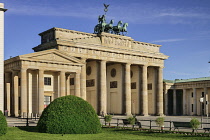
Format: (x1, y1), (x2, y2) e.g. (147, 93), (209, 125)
(61, 46), (164, 65)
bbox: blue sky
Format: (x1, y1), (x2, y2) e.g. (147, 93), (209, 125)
(1, 0), (210, 80)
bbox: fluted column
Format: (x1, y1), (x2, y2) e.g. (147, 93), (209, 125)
(100, 60), (107, 115)
(21, 68), (27, 116)
(80, 59), (86, 100)
(60, 71), (66, 97)
(157, 67), (163, 116)
(75, 72), (81, 97)
(173, 89), (176, 115)
(142, 65), (148, 116)
(12, 71), (19, 117)
(38, 69), (44, 116)
(125, 63), (131, 115)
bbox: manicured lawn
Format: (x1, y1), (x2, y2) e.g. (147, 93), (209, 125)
(0, 127), (209, 140)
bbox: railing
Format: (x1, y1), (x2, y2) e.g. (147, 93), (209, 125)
(100, 118), (210, 132)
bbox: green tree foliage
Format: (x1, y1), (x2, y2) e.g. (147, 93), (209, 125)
(127, 116), (135, 125)
(155, 117), (165, 128)
(104, 115), (112, 123)
(0, 110), (7, 135)
(37, 95), (101, 134)
(190, 118), (200, 133)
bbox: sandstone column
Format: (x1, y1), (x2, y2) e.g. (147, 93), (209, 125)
(164, 89), (168, 115)
(5, 73), (11, 116)
(100, 60), (107, 115)
(60, 71), (66, 97)
(66, 74), (70, 95)
(142, 65), (148, 116)
(38, 69), (44, 116)
(125, 63), (131, 115)
(75, 72), (81, 97)
(173, 89), (176, 115)
(193, 88), (197, 115)
(183, 89), (186, 115)
(80, 59), (87, 100)
(12, 71), (19, 117)
(157, 67), (163, 116)
(21, 68), (27, 117)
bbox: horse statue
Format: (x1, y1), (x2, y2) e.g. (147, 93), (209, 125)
(104, 19), (114, 33)
(112, 21), (123, 35)
(120, 23), (128, 35)
(94, 15), (107, 34)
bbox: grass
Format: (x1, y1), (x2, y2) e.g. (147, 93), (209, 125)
(0, 127), (210, 140)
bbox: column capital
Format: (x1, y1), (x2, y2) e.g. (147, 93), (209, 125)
(142, 65), (148, 68)
(80, 58), (87, 63)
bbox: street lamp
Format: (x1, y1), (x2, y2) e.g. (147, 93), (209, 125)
(200, 97), (204, 128)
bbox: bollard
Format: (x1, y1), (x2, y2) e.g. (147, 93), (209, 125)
(150, 120), (152, 130)
(31, 113), (33, 120)
(170, 121), (172, 131)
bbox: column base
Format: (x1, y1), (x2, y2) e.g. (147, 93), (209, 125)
(156, 113), (165, 116)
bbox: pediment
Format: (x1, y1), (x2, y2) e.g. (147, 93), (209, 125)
(19, 49), (83, 65)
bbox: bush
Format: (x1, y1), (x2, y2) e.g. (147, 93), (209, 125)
(190, 118), (200, 133)
(127, 116), (135, 125)
(104, 115), (112, 125)
(37, 95), (101, 134)
(0, 110), (7, 135)
(155, 117), (165, 128)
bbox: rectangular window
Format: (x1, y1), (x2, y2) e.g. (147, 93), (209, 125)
(44, 96), (51, 108)
(202, 92), (204, 97)
(148, 83), (152, 90)
(110, 81), (117, 88)
(44, 77), (51, 85)
(191, 92), (193, 97)
(192, 104), (193, 112)
(70, 78), (74, 85)
(131, 82), (136, 89)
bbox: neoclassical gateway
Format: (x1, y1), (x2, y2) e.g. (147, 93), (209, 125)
(4, 27), (169, 117)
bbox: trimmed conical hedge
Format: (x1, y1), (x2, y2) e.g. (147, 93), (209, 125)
(37, 95), (101, 134)
(0, 110), (7, 135)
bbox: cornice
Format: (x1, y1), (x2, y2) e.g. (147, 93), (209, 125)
(133, 41), (162, 48)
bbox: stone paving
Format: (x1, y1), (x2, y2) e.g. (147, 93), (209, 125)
(6, 115), (210, 133)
